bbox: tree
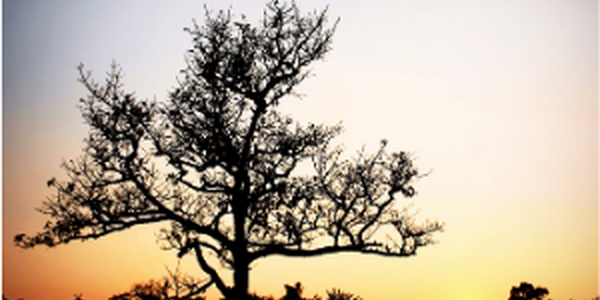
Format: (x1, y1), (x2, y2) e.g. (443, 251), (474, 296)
(508, 282), (549, 300)
(15, 1), (443, 300)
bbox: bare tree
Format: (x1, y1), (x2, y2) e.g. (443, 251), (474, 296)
(15, 1), (442, 299)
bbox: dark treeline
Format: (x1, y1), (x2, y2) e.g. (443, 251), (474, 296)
(4, 280), (600, 300)
(107, 280), (361, 300)
(2, 281), (362, 300)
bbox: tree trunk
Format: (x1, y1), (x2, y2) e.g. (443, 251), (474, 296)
(232, 254), (250, 300)
(231, 188), (250, 300)
(231, 102), (262, 300)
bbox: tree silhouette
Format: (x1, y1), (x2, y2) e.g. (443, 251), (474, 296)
(508, 282), (549, 300)
(15, 1), (442, 299)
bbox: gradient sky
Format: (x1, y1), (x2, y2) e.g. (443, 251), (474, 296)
(3, 1), (597, 300)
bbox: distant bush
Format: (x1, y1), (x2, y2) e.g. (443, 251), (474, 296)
(258, 282), (362, 300)
(106, 276), (363, 300)
(509, 282), (549, 300)
(108, 266), (206, 300)
(223, 282), (361, 300)
(325, 288), (363, 300)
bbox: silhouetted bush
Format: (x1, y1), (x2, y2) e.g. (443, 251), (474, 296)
(217, 282), (360, 300)
(247, 293), (276, 300)
(509, 282), (549, 300)
(325, 288), (363, 300)
(108, 267), (206, 300)
(245, 282), (361, 300)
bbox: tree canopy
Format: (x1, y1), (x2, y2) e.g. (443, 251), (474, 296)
(15, 1), (442, 299)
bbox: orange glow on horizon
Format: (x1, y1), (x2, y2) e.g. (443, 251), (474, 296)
(3, 1), (597, 300)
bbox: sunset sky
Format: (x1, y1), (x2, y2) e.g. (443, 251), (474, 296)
(3, 1), (597, 300)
